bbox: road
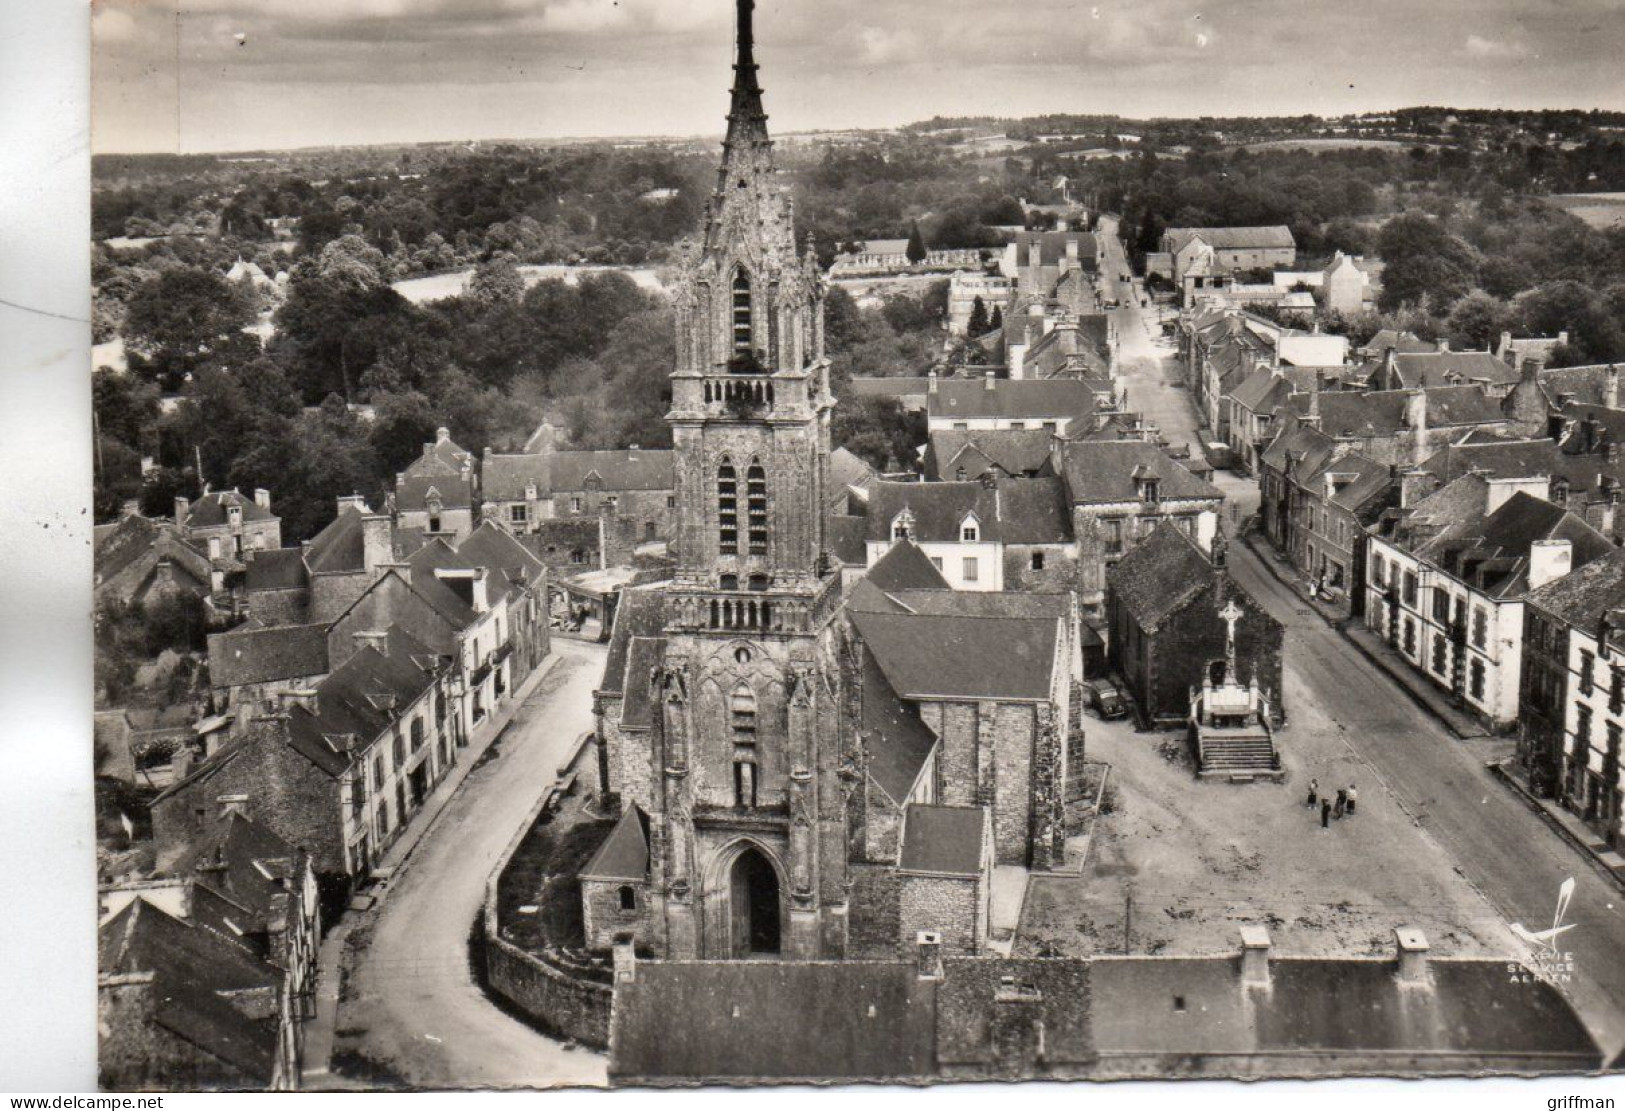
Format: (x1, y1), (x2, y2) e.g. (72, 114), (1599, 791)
(334, 639), (611, 1089)
(1099, 223), (1625, 1057)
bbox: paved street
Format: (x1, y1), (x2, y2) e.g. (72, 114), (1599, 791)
(331, 639), (610, 1089)
(1097, 227), (1625, 1056)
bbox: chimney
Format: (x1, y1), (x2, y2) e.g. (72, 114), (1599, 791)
(253, 488), (271, 510)
(612, 932), (637, 984)
(985, 370), (997, 391)
(915, 930), (944, 981)
(1027, 238), (1041, 272)
(928, 370), (939, 394)
(1405, 390), (1428, 461)
(277, 688), (318, 714)
(1607, 365), (1621, 410)
(361, 514), (393, 575)
(1500, 331), (1513, 361)
(336, 494), (370, 515)
(1398, 468), (1434, 509)
(1383, 347), (1398, 387)
(1559, 331), (1570, 347)
(1436, 338), (1449, 353)
(435, 426), (451, 445)
(352, 630), (389, 656)
(174, 496), (190, 529)
(990, 977), (1046, 1076)
(1528, 538), (1573, 592)
(1529, 356), (1548, 376)
(1240, 925), (1271, 987)
(1394, 927), (1431, 985)
(1066, 236), (1080, 264)
(471, 568), (490, 614)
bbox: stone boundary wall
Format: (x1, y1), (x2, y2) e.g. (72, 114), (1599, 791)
(477, 779), (613, 1049)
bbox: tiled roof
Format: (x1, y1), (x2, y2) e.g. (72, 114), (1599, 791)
(208, 623), (330, 688)
(98, 899), (278, 1081)
(1525, 547), (1625, 628)
(928, 377), (1096, 424)
(898, 804), (985, 875)
(1107, 522), (1216, 629)
(244, 547), (308, 592)
(1056, 440), (1222, 504)
(851, 608), (1058, 702)
(579, 806), (650, 882)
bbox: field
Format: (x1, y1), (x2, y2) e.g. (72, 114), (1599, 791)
(1547, 193), (1625, 230)
(392, 263), (667, 305)
(1238, 138), (1419, 153)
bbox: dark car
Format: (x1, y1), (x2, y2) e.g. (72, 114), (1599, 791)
(1087, 678), (1129, 720)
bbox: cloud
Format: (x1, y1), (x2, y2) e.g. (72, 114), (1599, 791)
(1464, 34), (1530, 59)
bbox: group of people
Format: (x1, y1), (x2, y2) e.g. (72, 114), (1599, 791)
(1306, 778), (1358, 828)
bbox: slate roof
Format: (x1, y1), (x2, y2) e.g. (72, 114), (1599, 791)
(864, 539), (953, 592)
(98, 899), (279, 1082)
(1539, 363), (1619, 407)
(926, 429), (1055, 480)
(209, 623), (331, 689)
(848, 376), (932, 402)
(93, 516), (213, 588)
(303, 507), (368, 574)
(244, 547), (308, 592)
(1011, 230), (1098, 267)
(1107, 522), (1217, 630)
(402, 432), (474, 478)
(861, 654), (940, 803)
(1056, 441), (1222, 504)
(1388, 351), (1521, 390)
(1359, 329), (1437, 357)
(482, 449), (674, 501)
(184, 489), (276, 528)
(1524, 547), (1625, 627)
(928, 377), (1096, 425)
(394, 473), (473, 512)
(850, 608), (1058, 702)
(882, 590), (1071, 620)
(178, 811), (300, 936)
(285, 630), (442, 775)
(828, 447), (877, 502)
(617, 637), (667, 730)
(1305, 451), (1394, 513)
(452, 521), (547, 598)
(898, 804), (986, 875)
(1229, 368), (1295, 417)
(1166, 225), (1296, 252)
(1277, 386), (1508, 439)
(865, 477), (1073, 546)
(1416, 437), (1625, 499)
(598, 587), (669, 696)
(580, 806), (650, 882)
(825, 514), (868, 566)
(610, 960), (936, 1081)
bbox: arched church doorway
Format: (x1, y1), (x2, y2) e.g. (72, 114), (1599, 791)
(728, 846), (781, 957)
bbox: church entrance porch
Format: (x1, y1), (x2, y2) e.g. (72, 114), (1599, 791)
(728, 846), (782, 957)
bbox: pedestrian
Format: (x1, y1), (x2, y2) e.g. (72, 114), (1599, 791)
(1320, 798), (1331, 829)
(1347, 783), (1358, 815)
(1306, 778), (1319, 808)
(1334, 788), (1347, 819)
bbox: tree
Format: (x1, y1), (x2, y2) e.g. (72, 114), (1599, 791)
(905, 221), (928, 265)
(1375, 213), (1478, 313)
(990, 304), (1004, 331)
(966, 295), (990, 338)
(467, 252), (525, 309)
(1445, 291), (1516, 352)
(123, 266), (253, 363)
(832, 396), (925, 473)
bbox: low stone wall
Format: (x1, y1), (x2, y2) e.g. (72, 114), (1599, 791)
(477, 779), (613, 1048)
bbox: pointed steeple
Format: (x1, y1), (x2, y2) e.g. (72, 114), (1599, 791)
(725, 0), (769, 150)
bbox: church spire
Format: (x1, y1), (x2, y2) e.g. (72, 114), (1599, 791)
(725, 0), (770, 150)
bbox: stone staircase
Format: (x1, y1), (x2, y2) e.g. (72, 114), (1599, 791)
(1197, 732), (1279, 779)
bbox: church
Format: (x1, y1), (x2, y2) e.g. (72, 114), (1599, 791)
(580, 0), (1083, 962)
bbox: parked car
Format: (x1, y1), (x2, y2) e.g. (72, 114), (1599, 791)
(1086, 678), (1129, 720)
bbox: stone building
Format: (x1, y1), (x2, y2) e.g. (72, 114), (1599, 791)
(176, 488), (282, 561)
(582, 3), (1075, 965)
(482, 432), (675, 545)
(1158, 226), (1296, 284)
(392, 427), (477, 544)
(1106, 526), (1284, 727)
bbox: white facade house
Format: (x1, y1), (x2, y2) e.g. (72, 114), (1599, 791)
(867, 510), (1007, 592)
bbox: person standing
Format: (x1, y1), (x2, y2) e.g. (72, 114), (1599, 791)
(1347, 783), (1358, 816)
(1321, 798), (1331, 829)
(1334, 788), (1347, 819)
(1306, 778), (1319, 809)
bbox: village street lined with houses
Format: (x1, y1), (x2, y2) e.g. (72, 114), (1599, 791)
(80, 0), (1625, 1091)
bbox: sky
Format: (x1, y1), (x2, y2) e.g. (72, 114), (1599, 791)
(91, 0), (1625, 154)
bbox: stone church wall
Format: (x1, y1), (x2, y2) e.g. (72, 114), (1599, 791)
(846, 862), (901, 958)
(899, 873), (980, 955)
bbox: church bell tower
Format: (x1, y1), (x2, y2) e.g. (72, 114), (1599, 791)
(648, 0), (848, 961)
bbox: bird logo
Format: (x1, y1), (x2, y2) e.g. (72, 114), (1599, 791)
(1510, 877), (1577, 956)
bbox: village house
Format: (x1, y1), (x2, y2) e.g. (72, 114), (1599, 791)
(1363, 476), (1614, 729)
(481, 426), (675, 546)
(1364, 346), (1525, 395)
(859, 476), (1075, 592)
(1409, 432), (1625, 544)
(176, 488), (282, 561)
(392, 427), (478, 545)
(1010, 312), (1115, 381)
(1157, 226), (1297, 284)
(1497, 330), (1569, 371)
(94, 514), (221, 608)
(207, 622), (331, 736)
(1107, 527), (1284, 728)
(152, 624), (457, 895)
(607, 927), (1600, 1082)
(924, 429), (1056, 482)
(925, 372), (1096, 436)
(947, 272), (1014, 336)
(1520, 549), (1625, 843)
(1000, 229), (1099, 305)
(1053, 439), (1223, 613)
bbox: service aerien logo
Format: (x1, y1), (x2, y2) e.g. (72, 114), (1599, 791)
(1508, 877), (1577, 985)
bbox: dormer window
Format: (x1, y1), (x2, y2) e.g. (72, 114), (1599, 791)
(960, 515), (980, 543)
(891, 509), (915, 542)
(1138, 477), (1161, 506)
(228, 505), (242, 526)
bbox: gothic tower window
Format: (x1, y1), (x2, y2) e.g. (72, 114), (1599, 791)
(719, 459), (739, 554)
(732, 271), (753, 357)
(731, 683), (758, 739)
(746, 462), (768, 555)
